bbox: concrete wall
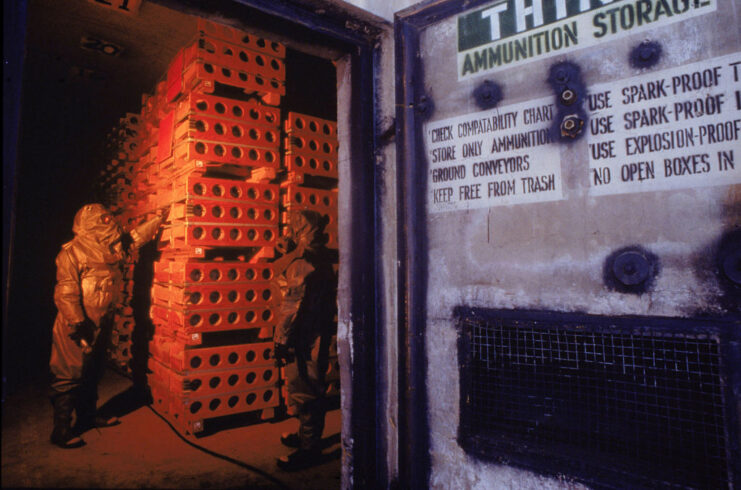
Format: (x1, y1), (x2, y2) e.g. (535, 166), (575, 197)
(335, 16), (400, 488)
(343, 0), (419, 21)
(332, 0), (738, 487)
(416, 1), (741, 488)
(372, 27), (402, 486)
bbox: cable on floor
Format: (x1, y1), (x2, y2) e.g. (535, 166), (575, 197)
(147, 405), (294, 490)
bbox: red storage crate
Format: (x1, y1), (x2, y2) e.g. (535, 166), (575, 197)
(149, 376), (280, 435)
(166, 341), (275, 374)
(197, 18), (286, 59)
(150, 303), (276, 334)
(168, 55), (283, 106)
(151, 282), (279, 309)
(159, 221), (278, 251)
(181, 37), (286, 83)
(174, 92), (279, 128)
(154, 258), (275, 285)
(168, 198), (278, 227)
(174, 114), (280, 151)
(148, 356), (279, 396)
(172, 137), (279, 170)
(283, 153), (338, 180)
(284, 112), (337, 138)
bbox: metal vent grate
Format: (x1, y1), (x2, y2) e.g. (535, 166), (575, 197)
(457, 308), (739, 489)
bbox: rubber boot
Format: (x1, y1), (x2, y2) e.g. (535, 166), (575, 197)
(74, 387), (119, 433)
(277, 400), (325, 471)
(280, 432), (301, 448)
(276, 447), (323, 471)
(73, 385), (96, 433)
(297, 398), (325, 450)
(50, 393), (85, 449)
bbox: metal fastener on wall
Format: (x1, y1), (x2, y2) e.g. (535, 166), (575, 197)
(473, 80), (503, 110)
(715, 230), (741, 311)
(603, 245), (660, 294)
(548, 61), (587, 142)
(414, 94), (434, 120)
(559, 88), (577, 106)
(560, 114), (584, 138)
(630, 40), (662, 69)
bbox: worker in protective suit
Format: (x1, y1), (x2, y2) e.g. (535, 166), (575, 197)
(272, 210), (337, 471)
(49, 203), (165, 448)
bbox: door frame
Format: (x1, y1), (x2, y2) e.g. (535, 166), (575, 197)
(145, 0), (388, 486)
(227, 2), (387, 487)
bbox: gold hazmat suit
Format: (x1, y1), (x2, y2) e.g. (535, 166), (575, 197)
(50, 204), (162, 393)
(48, 203), (162, 448)
(273, 211), (337, 468)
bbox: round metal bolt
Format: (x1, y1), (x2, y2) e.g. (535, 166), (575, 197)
(560, 88), (577, 106)
(603, 245), (659, 294)
(639, 45), (655, 62)
(721, 249), (741, 285)
(473, 80), (503, 110)
(414, 95), (434, 120)
(554, 68), (569, 84)
(560, 114), (584, 138)
(630, 40), (662, 69)
(416, 96), (430, 114)
(613, 251), (650, 286)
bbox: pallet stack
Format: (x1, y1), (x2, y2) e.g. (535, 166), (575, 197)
(147, 20), (285, 436)
(97, 112), (147, 375)
(281, 112), (340, 403)
(97, 19), (340, 436)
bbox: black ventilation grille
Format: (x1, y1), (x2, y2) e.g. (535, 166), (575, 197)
(457, 308), (740, 489)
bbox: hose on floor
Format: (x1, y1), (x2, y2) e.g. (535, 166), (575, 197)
(147, 405), (294, 490)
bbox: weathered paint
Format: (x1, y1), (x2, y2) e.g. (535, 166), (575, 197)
(399, 0), (741, 488)
(345, 0), (420, 21)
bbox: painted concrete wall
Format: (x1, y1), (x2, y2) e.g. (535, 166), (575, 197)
(343, 0), (419, 21)
(415, 1), (741, 488)
(336, 21), (400, 488)
(372, 27), (402, 486)
(331, 0), (738, 487)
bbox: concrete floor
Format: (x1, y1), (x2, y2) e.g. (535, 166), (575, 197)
(1, 368), (341, 489)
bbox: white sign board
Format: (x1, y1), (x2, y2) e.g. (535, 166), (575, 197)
(587, 52), (741, 196)
(425, 97), (564, 213)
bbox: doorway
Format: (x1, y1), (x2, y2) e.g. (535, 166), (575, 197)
(3, 0), (383, 487)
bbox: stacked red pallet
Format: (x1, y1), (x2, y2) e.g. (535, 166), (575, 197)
(98, 21), (341, 435)
(97, 112), (147, 374)
(281, 112), (340, 403)
(147, 257), (282, 434)
(98, 19), (286, 435)
(148, 20), (285, 436)
(282, 112), (339, 250)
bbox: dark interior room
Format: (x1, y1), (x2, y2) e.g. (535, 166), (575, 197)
(3, 1), (344, 487)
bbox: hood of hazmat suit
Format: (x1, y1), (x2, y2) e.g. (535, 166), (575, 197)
(71, 203), (124, 264)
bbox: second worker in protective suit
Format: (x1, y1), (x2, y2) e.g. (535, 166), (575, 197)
(272, 210), (337, 471)
(49, 203), (165, 448)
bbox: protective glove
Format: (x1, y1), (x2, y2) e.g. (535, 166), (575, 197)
(158, 205), (170, 222)
(69, 319), (96, 351)
(275, 235), (295, 256)
(273, 342), (295, 367)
